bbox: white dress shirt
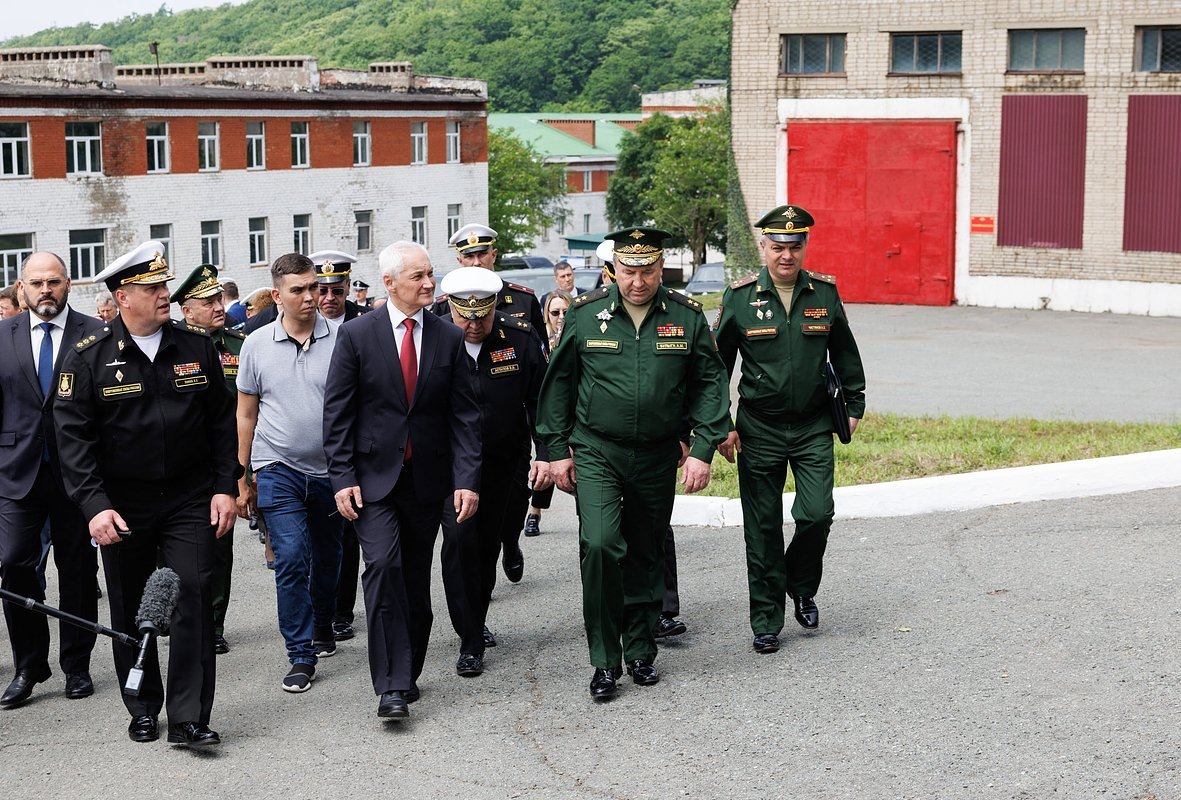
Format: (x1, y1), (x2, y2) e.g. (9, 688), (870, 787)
(386, 305), (424, 371)
(30, 306), (70, 374)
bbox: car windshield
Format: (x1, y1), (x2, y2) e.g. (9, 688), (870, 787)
(695, 264), (724, 282)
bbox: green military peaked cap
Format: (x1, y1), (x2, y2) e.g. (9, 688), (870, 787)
(606, 227), (672, 267)
(755, 205), (815, 242)
(170, 263), (223, 304)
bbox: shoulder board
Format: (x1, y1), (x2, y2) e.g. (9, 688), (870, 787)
(664, 289), (702, 311)
(434, 294), (449, 303)
(807, 270), (837, 285)
(224, 328), (247, 341)
(172, 319), (210, 337)
(572, 286), (609, 307)
(73, 326), (112, 352)
(504, 282), (535, 296)
(494, 310), (533, 333)
(729, 274), (758, 290)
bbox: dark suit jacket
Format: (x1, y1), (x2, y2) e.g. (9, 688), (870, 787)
(323, 305), (482, 504)
(0, 308), (104, 499)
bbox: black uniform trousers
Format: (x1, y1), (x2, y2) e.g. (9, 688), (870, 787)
(353, 464), (442, 695)
(101, 485), (216, 723)
(334, 521), (360, 627)
(0, 462), (98, 676)
(441, 453), (531, 656)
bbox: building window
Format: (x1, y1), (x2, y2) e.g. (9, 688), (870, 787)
(0, 233), (33, 283)
(248, 217), (268, 265)
(149, 224), (172, 259)
(353, 121), (371, 166)
(355, 210), (372, 252)
(583, 214), (591, 234)
(1137, 26), (1181, 73)
(145, 121), (169, 173)
(68, 229), (104, 281)
(291, 121), (309, 168)
(780, 33), (846, 75)
(582, 171), (593, 192)
(890, 32), (962, 74)
(410, 206), (427, 245)
(246, 122), (265, 170)
(198, 122), (219, 171)
(201, 220), (222, 267)
(0, 122), (30, 178)
(446, 204), (462, 239)
(446, 121), (461, 163)
(65, 122), (102, 175)
(411, 122), (428, 165)
(1008, 29), (1085, 72)
(1123, 96), (1181, 253)
(293, 214), (311, 255)
(556, 213), (566, 236)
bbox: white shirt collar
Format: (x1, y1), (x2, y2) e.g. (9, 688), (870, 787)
(31, 305), (69, 330)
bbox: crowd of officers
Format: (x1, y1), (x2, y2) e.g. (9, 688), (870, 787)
(0, 205), (866, 744)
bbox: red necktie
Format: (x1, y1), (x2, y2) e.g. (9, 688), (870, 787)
(400, 317), (417, 461)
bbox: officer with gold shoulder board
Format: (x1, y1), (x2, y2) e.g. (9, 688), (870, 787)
(53, 241), (239, 747)
(714, 206), (866, 655)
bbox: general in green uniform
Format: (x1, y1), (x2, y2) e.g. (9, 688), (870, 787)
(537, 227), (730, 700)
(171, 264), (245, 655)
(715, 205), (866, 654)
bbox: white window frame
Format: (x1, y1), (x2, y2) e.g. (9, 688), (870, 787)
(145, 121), (169, 173)
(291, 121), (310, 168)
(293, 214), (311, 255)
(198, 122), (220, 172)
(1, 122), (31, 178)
(0, 233), (34, 283)
(66, 122), (102, 176)
(583, 213), (592, 233)
(353, 121), (371, 166)
(149, 223), (172, 260)
(200, 220), (222, 267)
(411, 122), (428, 165)
(68, 229), (105, 281)
(246, 121), (266, 170)
(446, 203), (462, 239)
(354, 210), (373, 252)
(248, 217), (268, 265)
(583, 170), (593, 192)
(410, 206), (427, 245)
(446, 121), (461, 163)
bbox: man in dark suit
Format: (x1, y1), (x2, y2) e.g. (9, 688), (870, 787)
(0, 251), (104, 708)
(323, 240), (482, 722)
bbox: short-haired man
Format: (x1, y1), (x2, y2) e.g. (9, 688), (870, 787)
(0, 285), (20, 318)
(94, 291), (118, 322)
(235, 253), (344, 693)
(0, 252), (103, 707)
(352, 279), (372, 308)
(222, 280), (246, 327)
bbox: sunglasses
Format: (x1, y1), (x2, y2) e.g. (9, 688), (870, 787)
(318, 286), (346, 296)
(548, 309), (567, 317)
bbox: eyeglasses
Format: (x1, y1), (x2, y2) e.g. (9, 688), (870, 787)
(318, 286), (346, 296)
(548, 309), (567, 317)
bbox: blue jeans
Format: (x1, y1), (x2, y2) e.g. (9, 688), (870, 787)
(256, 463), (343, 666)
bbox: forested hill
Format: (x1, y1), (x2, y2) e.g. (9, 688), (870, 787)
(4, 0), (730, 112)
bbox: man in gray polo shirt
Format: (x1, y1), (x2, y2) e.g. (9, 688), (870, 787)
(234, 253), (343, 693)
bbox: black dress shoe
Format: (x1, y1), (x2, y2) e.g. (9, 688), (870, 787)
(793, 595), (819, 629)
(626, 659), (660, 686)
(482, 626), (498, 648)
(404, 684), (420, 704)
(0, 668), (51, 708)
(523, 513), (541, 537)
(589, 666), (621, 699)
(753, 633), (780, 654)
(502, 544), (524, 583)
(167, 721), (221, 747)
(65, 672), (94, 699)
(213, 635), (230, 655)
(654, 615), (687, 638)
(128, 714), (159, 743)
(377, 690), (409, 719)
(332, 620), (355, 641)
(456, 653), (484, 677)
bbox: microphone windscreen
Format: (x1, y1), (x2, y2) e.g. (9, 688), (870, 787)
(135, 568), (180, 636)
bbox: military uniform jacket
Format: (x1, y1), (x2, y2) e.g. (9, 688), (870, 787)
(53, 317), (240, 522)
(469, 311), (550, 464)
(211, 327), (245, 394)
(714, 265), (866, 422)
(433, 281), (547, 351)
(536, 283), (730, 462)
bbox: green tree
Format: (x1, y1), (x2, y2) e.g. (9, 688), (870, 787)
(607, 113), (686, 233)
(487, 128), (567, 257)
(642, 110), (729, 266)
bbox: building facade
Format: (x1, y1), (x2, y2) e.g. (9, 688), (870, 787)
(731, 1), (1181, 315)
(0, 47), (488, 300)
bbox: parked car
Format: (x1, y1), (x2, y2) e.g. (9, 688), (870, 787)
(572, 268), (604, 294)
(489, 267), (605, 299)
(499, 255), (555, 270)
(683, 262), (726, 296)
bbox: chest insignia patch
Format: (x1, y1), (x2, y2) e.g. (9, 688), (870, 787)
(803, 308), (828, 319)
(503, 294), (514, 305)
(117, 339), (125, 351)
(656, 324), (685, 338)
(802, 323), (831, 333)
(599, 321), (609, 333)
(115, 369), (124, 383)
(174, 361), (202, 377)
(596, 309), (613, 322)
(489, 364), (520, 376)
(490, 347), (516, 363)
(220, 353), (240, 368)
(586, 339), (620, 350)
(744, 326), (778, 338)
(58, 372), (74, 399)
(749, 299), (768, 308)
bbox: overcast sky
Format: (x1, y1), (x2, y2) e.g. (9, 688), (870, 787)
(6, 1), (249, 40)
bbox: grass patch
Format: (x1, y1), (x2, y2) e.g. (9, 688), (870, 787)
(693, 412), (1181, 497)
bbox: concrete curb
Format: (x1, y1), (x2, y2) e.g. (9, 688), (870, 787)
(671, 448), (1181, 527)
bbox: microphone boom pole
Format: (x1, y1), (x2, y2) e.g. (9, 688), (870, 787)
(0, 586), (139, 648)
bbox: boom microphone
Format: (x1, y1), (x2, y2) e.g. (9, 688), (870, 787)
(124, 568), (181, 697)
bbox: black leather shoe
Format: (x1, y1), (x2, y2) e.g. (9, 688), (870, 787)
(128, 714), (159, 742)
(167, 721), (220, 747)
(404, 684), (420, 704)
(456, 653), (484, 677)
(502, 544), (524, 583)
(654, 616), (687, 638)
(377, 691), (409, 719)
(523, 513), (541, 537)
(753, 633), (780, 654)
(65, 672), (94, 699)
(0, 668), (51, 708)
(589, 666), (621, 699)
(793, 595), (819, 629)
(626, 659), (660, 686)
(213, 635), (230, 655)
(332, 620), (355, 641)
(482, 626), (498, 648)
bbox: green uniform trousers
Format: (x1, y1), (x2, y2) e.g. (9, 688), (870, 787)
(211, 530), (233, 637)
(572, 431), (679, 668)
(736, 407), (835, 636)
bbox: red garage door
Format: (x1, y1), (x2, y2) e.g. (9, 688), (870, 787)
(786, 121), (957, 305)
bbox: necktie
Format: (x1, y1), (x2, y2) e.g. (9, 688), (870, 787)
(400, 318), (417, 461)
(37, 322), (54, 399)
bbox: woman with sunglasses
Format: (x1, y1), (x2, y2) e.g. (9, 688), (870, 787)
(523, 289), (573, 537)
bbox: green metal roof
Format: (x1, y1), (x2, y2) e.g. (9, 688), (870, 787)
(488, 113), (641, 159)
